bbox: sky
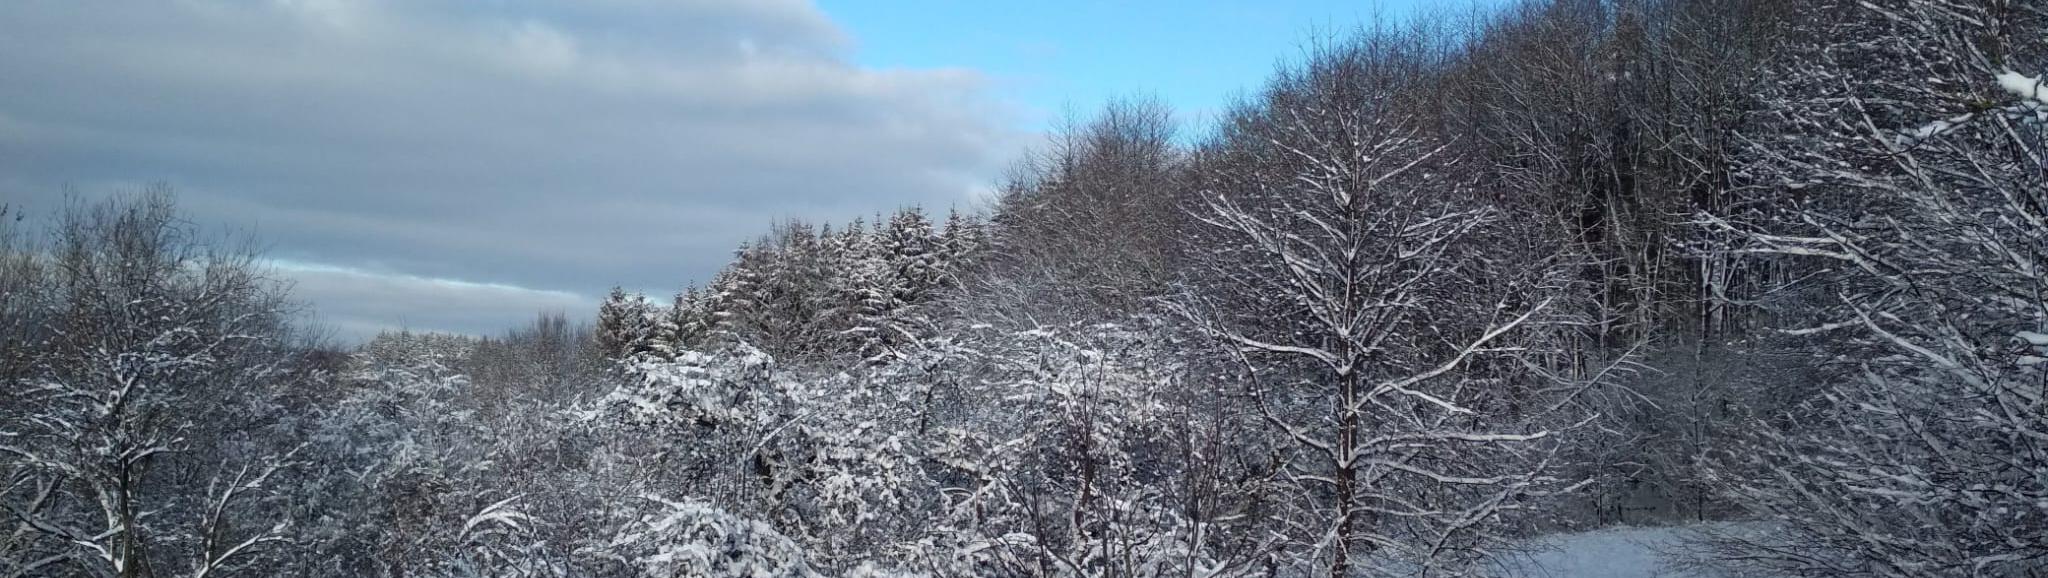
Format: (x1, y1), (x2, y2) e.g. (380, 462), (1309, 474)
(822, 1), (1493, 131)
(0, 0), (1488, 342)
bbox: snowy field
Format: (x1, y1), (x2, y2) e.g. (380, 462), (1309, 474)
(1486, 524), (1771, 578)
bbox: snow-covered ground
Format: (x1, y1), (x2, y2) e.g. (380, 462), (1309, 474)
(1484, 524), (1769, 578)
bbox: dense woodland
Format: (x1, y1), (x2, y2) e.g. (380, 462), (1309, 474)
(5, 0), (2048, 576)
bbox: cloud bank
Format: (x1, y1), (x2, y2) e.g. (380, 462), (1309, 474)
(0, 0), (1018, 340)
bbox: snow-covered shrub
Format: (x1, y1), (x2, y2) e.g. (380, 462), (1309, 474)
(600, 496), (823, 578)
(596, 344), (777, 430)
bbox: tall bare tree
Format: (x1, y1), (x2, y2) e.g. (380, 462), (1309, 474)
(1173, 29), (1607, 577)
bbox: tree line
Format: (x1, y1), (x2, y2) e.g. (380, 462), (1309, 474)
(593, 207), (988, 363)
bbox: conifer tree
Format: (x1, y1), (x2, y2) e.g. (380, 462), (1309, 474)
(595, 286), (640, 359)
(937, 208), (988, 286)
(764, 221), (827, 355)
(881, 208), (940, 307)
(669, 286), (710, 350)
(641, 301), (680, 361)
(818, 218), (887, 354)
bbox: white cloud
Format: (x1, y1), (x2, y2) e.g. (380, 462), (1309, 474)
(506, 21), (582, 76)
(269, 260), (594, 341)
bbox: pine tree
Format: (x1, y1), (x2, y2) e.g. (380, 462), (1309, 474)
(880, 208), (940, 306)
(818, 218), (882, 354)
(641, 300), (680, 361)
(595, 286), (640, 359)
(841, 209), (944, 354)
(596, 286), (666, 360)
(669, 286), (710, 350)
(764, 221), (827, 356)
(705, 246), (763, 344)
(937, 208), (987, 287)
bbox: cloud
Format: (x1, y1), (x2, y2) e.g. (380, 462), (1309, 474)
(0, 0), (1021, 340)
(268, 260), (592, 340)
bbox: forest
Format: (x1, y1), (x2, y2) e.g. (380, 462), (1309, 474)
(3, 0), (2046, 576)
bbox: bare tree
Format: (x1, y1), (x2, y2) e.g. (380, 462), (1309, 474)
(0, 192), (305, 578)
(980, 97), (1187, 324)
(1694, 0), (2048, 575)
(1172, 29), (1607, 578)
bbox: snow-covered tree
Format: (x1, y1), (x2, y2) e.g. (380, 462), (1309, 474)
(668, 287), (712, 351)
(1173, 31), (1609, 577)
(597, 286), (656, 360)
(0, 193), (307, 578)
(1693, 1), (2048, 575)
(819, 218), (882, 354)
(937, 208), (989, 284)
(983, 98), (1185, 322)
(942, 323), (1254, 577)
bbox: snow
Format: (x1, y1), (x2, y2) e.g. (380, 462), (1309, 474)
(1997, 71), (2046, 105)
(2016, 330), (2048, 347)
(1897, 113), (1973, 147)
(1487, 524), (1773, 578)
(460, 496), (533, 536)
(1902, 73), (2048, 147)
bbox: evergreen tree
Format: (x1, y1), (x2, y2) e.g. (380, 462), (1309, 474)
(707, 242), (769, 343)
(763, 221), (827, 356)
(641, 300), (679, 361)
(818, 218), (885, 354)
(937, 208), (988, 286)
(595, 286), (641, 359)
(880, 208), (940, 307)
(669, 286), (711, 350)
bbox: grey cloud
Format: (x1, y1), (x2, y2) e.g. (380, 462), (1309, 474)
(0, 0), (1021, 340)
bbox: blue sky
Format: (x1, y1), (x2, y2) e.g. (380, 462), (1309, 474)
(821, 0), (1504, 133)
